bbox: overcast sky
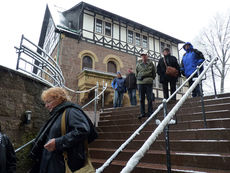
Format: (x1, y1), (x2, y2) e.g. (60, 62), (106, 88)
(0, 0), (229, 91)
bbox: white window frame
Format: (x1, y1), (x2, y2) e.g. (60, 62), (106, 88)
(127, 30), (134, 44)
(135, 33), (141, 46)
(105, 21), (112, 37)
(142, 35), (148, 48)
(95, 18), (103, 34)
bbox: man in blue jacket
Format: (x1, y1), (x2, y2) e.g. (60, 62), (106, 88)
(111, 72), (126, 108)
(181, 42), (205, 97)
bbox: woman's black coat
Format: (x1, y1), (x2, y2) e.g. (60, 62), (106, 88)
(157, 54), (180, 83)
(30, 101), (96, 173)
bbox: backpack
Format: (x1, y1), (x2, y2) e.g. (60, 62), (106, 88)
(193, 49), (204, 60)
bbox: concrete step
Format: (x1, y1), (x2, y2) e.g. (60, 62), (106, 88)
(90, 139), (230, 154)
(97, 118), (230, 132)
(90, 148), (230, 170)
(97, 128), (230, 140)
(92, 158), (230, 173)
(100, 95), (230, 116)
(99, 110), (230, 125)
(99, 102), (230, 120)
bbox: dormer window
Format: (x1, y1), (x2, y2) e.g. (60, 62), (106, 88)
(95, 19), (103, 34)
(135, 33), (141, 46)
(105, 22), (112, 36)
(128, 30), (133, 44)
(143, 35), (148, 48)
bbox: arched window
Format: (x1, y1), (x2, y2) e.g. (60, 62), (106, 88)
(107, 61), (117, 73)
(82, 56), (92, 70)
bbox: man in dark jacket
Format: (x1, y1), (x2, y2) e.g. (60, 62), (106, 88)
(181, 42), (205, 97)
(157, 48), (180, 100)
(136, 50), (156, 119)
(0, 124), (16, 173)
(29, 87), (97, 173)
(125, 68), (137, 106)
(111, 72), (126, 108)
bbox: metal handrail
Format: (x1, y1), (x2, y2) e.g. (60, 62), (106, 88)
(15, 35), (65, 87)
(95, 59), (207, 173)
(82, 83), (107, 109)
(14, 35), (108, 153)
(120, 57), (218, 173)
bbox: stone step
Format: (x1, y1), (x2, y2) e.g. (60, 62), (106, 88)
(99, 110), (230, 125)
(97, 128), (230, 140)
(92, 158), (230, 173)
(90, 139), (230, 154)
(100, 95), (230, 115)
(97, 118), (230, 132)
(90, 148), (230, 170)
(99, 102), (230, 119)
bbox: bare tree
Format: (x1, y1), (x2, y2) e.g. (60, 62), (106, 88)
(195, 11), (230, 93)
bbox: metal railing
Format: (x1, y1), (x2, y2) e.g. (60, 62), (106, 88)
(120, 57), (218, 173)
(15, 35), (65, 87)
(14, 35), (108, 153)
(96, 57), (218, 173)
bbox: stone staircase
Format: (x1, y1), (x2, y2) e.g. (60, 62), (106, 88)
(89, 93), (230, 173)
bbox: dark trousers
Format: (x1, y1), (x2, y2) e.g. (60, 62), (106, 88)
(162, 81), (176, 100)
(113, 90), (124, 108)
(128, 89), (137, 106)
(188, 77), (201, 97)
(138, 84), (153, 116)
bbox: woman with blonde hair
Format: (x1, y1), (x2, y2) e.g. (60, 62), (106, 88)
(29, 87), (97, 173)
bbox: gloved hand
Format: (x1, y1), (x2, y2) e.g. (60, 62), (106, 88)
(137, 76), (143, 81)
(198, 59), (204, 65)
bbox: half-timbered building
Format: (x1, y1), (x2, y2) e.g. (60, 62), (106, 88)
(38, 2), (186, 105)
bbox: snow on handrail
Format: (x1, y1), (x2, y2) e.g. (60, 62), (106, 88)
(95, 60), (207, 173)
(82, 83), (107, 109)
(120, 57), (218, 173)
(64, 85), (98, 94)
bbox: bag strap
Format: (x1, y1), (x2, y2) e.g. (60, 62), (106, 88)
(61, 110), (89, 161)
(163, 57), (168, 68)
(61, 110), (68, 160)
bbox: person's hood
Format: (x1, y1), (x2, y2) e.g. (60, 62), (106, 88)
(183, 42), (193, 52)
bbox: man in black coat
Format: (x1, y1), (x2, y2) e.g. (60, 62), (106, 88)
(125, 68), (137, 106)
(157, 48), (180, 100)
(0, 124), (16, 173)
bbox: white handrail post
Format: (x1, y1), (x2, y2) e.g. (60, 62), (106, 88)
(102, 80), (105, 111)
(211, 56), (218, 98)
(94, 82), (99, 126)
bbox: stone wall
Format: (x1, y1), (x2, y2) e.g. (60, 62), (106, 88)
(0, 65), (50, 172)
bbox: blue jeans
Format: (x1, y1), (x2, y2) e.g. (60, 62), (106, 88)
(128, 89), (137, 106)
(113, 90), (124, 108)
(189, 76), (201, 97)
(138, 84), (153, 116)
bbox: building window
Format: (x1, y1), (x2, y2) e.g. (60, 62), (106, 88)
(82, 56), (93, 70)
(105, 22), (112, 36)
(128, 30), (133, 44)
(166, 44), (171, 51)
(160, 42), (165, 52)
(107, 61), (117, 73)
(135, 33), (141, 46)
(143, 35), (148, 48)
(95, 19), (103, 34)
